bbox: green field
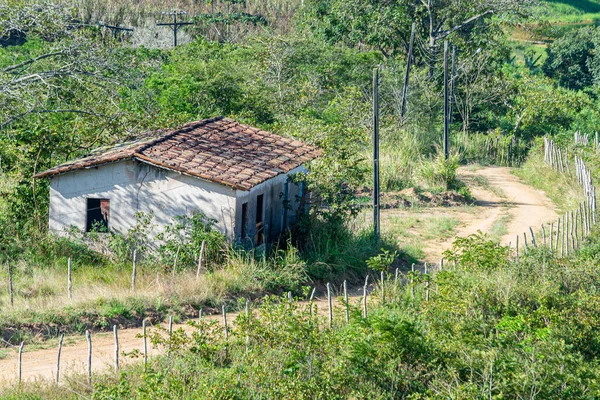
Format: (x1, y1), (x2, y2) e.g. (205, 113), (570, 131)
(539, 0), (600, 22)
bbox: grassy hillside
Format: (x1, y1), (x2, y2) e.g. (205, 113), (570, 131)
(539, 0), (600, 23)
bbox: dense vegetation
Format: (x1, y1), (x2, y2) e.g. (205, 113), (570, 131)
(3, 0), (600, 397)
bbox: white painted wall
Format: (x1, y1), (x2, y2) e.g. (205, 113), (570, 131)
(49, 160), (237, 239)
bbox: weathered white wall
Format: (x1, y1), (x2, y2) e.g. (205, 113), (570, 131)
(49, 160), (237, 239)
(234, 166), (305, 245)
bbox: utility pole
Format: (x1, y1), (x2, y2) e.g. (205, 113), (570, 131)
(98, 22), (134, 39)
(373, 67), (381, 242)
(449, 45), (456, 124)
(443, 41), (450, 161)
(400, 22), (416, 123)
(157, 10), (194, 47)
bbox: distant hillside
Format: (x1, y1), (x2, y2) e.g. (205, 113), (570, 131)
(538, 0), (600, 22)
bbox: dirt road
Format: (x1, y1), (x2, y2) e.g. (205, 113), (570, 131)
(0, 166), (559, 387)
(383, 166), (558, 262)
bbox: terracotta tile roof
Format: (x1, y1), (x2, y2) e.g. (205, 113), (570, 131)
(34, 117), (321, 190)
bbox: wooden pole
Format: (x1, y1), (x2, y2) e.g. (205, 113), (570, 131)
(172, 245), (180, 279)
(196, 240), (206, 278)
(542, 224), (546, 246)
(443, 41), (450, 161)
(142, 320), (147, 367)
(56, 333), (64, 384)
(529, 227), (536, 248)
(113, 325), (119, 372)
(18, 341), (24, 384)
(86, 330), (92, 384)
(425, 263), (430, 302)
(67, 257), (72, 300)
(245, 299), (250, 350)
(562, 214), (566, 256)
(222, 305), (228, 341)
(373, 67), (380, 242)
(380, 271), (385, 304)
(556, 218), (561, 252)
(363, 274), (369, 319)
(550, 222), (554, 250)
(327, 282), (333, 329)
(410, 263), (415, 300)
(131, 249), (137, 291)
(516, 235), (519, 258)
(8, 261), (13, 307)
(344, 280), (349, 325)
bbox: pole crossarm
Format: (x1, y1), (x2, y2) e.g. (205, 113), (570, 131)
(156, 10), (195, 47)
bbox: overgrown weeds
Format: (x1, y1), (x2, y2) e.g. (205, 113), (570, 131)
(11, 232), (600, 399)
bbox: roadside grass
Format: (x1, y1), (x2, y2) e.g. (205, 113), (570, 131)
(490, 213), (513, 242)
(385, 215), (460, 241)
(9, 231), (600, 399)
(381, 213), (461, 261)
(0, 213), (400, 347)
(513, 148), (585, 213)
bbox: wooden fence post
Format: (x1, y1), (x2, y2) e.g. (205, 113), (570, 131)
(172, 246), (180, 280)
(363, 274), (369, 319)
(18, 341), (24, 384)
(380, 271), (385, 303)
(556, 218), (561, 252)
(245, 299), (250, 350)
(56, 333), (64, 384)
(8, 261), (13, 307)
(425, 263), (429, 302)
(309, 287), (316, 316)
(113, 325), (119, 372)
(516, 235), (519, 258)
(67, 257), (72, 300)
(196, 240), (206, 279)
(550, 222), (554, 250)
(222, 305), (229, 341)
(131, 249), (137, 292)
(343, 280), (349, 325)
(86, 330), (92, 384)
(327, 282), (333, 329)
(142, 319), (148, 367)
(410, 263), (415, 300)
(529, 227), (536, 248)
(542, 224), (546, 246)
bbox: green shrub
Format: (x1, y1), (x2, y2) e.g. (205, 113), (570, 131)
(444, 231), (511, 271)
(418, 151), (461, 191)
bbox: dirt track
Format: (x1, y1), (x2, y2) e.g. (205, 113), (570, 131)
(0, 166), (559, 387)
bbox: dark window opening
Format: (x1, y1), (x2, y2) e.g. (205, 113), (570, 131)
(86, 198), (109, 232)
(241, 202), (248, 239)
(255, 194), (264, 245)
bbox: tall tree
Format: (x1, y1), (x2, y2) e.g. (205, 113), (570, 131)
(303, 0), (534, 65)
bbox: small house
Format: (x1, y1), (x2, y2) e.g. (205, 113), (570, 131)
(34, 117), (321, 244)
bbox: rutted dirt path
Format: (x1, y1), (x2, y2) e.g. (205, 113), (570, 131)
(0, 166), (559, 387)
(478, 167), (559, 245)
(382, 166), (559, 262)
